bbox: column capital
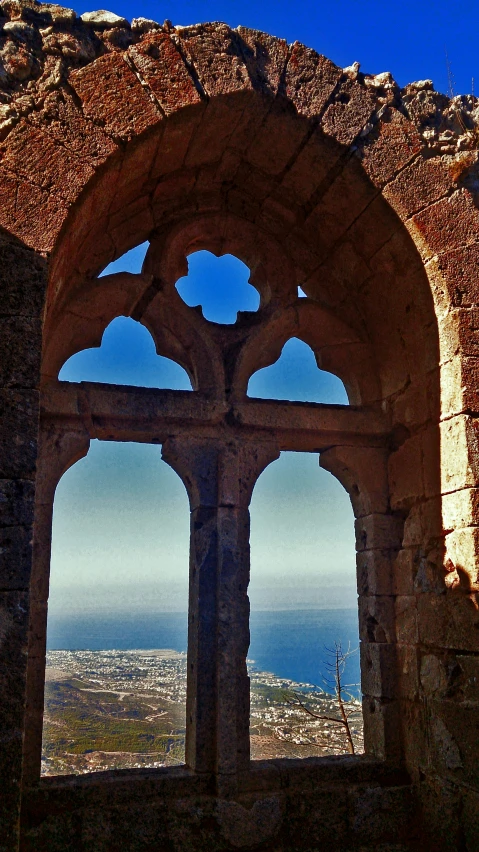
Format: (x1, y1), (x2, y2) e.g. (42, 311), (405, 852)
(162, 437), (279, 510)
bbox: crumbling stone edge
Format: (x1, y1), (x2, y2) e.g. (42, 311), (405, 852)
(1, 0), (478, 158)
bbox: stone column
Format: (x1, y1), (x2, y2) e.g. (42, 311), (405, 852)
(163, 437), (278, 795)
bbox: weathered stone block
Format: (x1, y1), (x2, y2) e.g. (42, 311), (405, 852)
(0, 525), (32, 590)
(0, 390), (38, 479)
(395, 595), (418, 644)
(392, 547), (418, 596)
(321, 77), (376, 146)
(0, 316), (41, 389)
(185, 94), (248, 168)
(419, 651), (462, 700)
(388, 434), (424, 512)
(362, 696), (402, 761)
(444, 526), (479, 587)
(402, 498), (442, 549)
(348, 191), (403, 261)
(303, 156), (377, 260)
(283, 42), (341, 118)
(128, 32), (202, 115)
(0, 120), (95, 205)
(357, 108), (421, 188)
(356, 548), (396, 596)
(70, 52), (161, 141)
(349, 783), (415, 845)
(440, 414), (479, 493)
(434, 307), (476, 362)
(412, 189), (479, 261)
(236, 27), (289, 96)
(177, 23), (252, 98)
(397, 644), (419, 700)
(401, 699), (428, 772)
(150, 108), (205, 180)
(0, 479), (34, 528)
(441, 355), (479, 419)
(0, 230), (47, 317)
(27, 89), (116, 169)
(433, 242), (479, 308)
(391, 375), (435, 430)
(383, 153), (458, 217)
(358, 596), (395, 644)
(280, 127), (343, 206)
(355, 514), (403, 553)
(360, 641), (397, 699)
(246, 101), (311, 176)
(0, 169), (69, 253)
(427, 700), (479, 781)
(449, 654), (479, 704)
(418, 590), (479, 651)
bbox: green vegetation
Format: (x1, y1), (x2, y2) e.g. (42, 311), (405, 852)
(250, 683), (288, 703)
(43, 678), (185, 768)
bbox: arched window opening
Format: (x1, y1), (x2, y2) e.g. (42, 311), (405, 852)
(176, 251), (259, 324)
(100, 241), (149, 277)
(248, 452), (363, 760)
(59, 316), (192, 390)
(248, 337), (349, 404)
(42, 441), (190, 776)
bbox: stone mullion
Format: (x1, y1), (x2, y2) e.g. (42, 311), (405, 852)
(186, 502), (219, 774)
(214, 443), (279, 791)
(183, 498), (251, 786)
(162, 437), (278, 792)
(162, 438), (222, 778)
(215, 504), (251, 787)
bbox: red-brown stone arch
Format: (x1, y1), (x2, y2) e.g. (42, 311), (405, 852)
(1, 11), (478, 850)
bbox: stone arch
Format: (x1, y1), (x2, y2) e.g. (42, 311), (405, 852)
(1, 9), (479, 850)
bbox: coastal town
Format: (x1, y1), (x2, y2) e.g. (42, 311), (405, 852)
(42, 649), (363, 776)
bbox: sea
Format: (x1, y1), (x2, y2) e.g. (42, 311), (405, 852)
(47, 608), (361, 694)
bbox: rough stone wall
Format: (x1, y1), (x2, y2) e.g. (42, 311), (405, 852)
(1, 3), (479, 851)
(0, 227), (46, 850)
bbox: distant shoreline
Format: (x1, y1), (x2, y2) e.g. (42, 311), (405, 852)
(46, 609), (361, 689)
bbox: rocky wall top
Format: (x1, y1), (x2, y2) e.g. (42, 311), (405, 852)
(0, 0), (478, 158)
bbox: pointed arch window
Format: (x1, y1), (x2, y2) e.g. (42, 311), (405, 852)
(27, 229), (392, 789)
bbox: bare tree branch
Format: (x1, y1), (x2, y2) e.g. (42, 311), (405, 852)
(282, 641), (360, 755)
